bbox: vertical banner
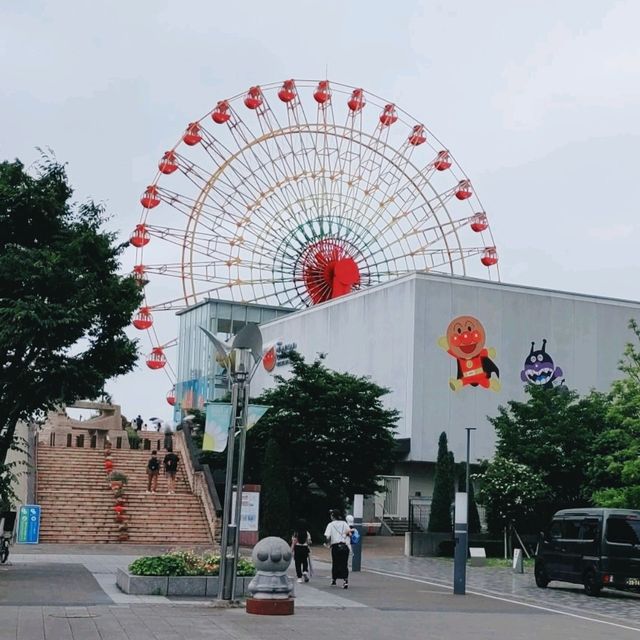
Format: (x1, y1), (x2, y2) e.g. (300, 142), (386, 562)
(247, 405), (270, 431)
(203, 403), (233, 452)
(17, 505), (40, 544)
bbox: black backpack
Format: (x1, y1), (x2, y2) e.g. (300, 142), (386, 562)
(148, 457), (159, 472)
(164, 454), (178, 472)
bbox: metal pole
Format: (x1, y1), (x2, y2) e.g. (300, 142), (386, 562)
(352, 494), (363, 572)
(229, 380), (249, 600)
(217, 382), (239, 600)
(453, 492), (468, 595)
(464, 427), (476, 559)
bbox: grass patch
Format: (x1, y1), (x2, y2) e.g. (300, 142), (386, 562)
(482, 557), (534, 568)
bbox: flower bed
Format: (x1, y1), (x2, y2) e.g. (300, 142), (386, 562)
(128, 550), (256, 577)
(118, 551), (257, 597)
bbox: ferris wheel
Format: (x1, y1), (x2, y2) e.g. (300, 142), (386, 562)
(129, 79), (499, 398)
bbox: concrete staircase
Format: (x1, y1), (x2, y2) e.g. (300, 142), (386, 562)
(36, 446), (212, 545)
(383, 517), (410, 536)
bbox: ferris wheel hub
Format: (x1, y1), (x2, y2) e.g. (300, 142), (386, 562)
(301, 239), (361, 305)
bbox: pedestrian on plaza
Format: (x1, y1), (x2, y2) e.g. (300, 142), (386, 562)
(291, 520), (312, 584)
(163, 446), (179, 494)
(324, 509), (351, 589)
(134, 415), (143, 432)
(163, 424), (173, 450)
(146, 450), (160, 493)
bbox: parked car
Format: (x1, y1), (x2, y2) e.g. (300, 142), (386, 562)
(535, 508), (640, 596)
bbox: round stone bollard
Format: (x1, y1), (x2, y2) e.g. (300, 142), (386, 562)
(246, 536), (294, 615)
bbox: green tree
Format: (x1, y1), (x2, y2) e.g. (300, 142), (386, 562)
(588, 319), (640, 508)
(0, 157), (141, 504)
(244, 352), (399, 537)
(475, 457), (549, 536)
(456, 462), (481, 534)
(487, 384), (609, 522)
(260, 438), (291, 539)
(428, 432), (455, 532)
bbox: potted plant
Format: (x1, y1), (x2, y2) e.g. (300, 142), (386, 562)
(110, 471), (128, 490)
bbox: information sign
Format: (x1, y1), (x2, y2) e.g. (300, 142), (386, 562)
(17, 505), (41, 544)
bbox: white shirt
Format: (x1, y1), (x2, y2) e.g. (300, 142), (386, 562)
(324, 520), (351, 545)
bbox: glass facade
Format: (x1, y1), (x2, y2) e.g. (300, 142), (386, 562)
(174, 299), (293, 422)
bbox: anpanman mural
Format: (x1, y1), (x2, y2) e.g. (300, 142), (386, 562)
(520, 339), (564, 389)
(438, 315), (501, 392)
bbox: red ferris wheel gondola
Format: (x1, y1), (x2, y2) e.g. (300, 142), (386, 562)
(146, 347), (166, 370)
(129, 224), (150, 248)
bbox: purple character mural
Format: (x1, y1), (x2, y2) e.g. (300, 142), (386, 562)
(520, 339), (563, 389)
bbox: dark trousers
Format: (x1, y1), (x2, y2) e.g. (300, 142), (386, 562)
(331, 543), (349, 580)
(294, 545), (309, 578)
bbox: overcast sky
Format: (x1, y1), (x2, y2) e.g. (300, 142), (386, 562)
(2, 0), (639, 423)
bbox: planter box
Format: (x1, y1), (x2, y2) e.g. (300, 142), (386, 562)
(206, 576), (250, 597)
(117, 569), (252, 597)
(116, 569), (168, 596)
(168, 576), (207, 596)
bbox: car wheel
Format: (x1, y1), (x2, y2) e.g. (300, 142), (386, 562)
(534, 561), (550, 588)
(583, 570), (602, 597)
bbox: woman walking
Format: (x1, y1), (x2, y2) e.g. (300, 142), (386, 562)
(324, 509), (351, 589)
(291, 520), (312, 583)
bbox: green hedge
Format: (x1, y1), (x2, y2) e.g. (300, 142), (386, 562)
(128, 550), (255, 577)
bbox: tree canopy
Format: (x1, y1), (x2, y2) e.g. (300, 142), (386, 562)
(486, 384), (609, 523)
(428, 432), (455, 533)
(0, 157), (141, 506)
(588, 320), (640, 508)
(243, 352), (399, 536)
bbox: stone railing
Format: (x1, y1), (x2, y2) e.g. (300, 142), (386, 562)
(174, 429), (222, 544)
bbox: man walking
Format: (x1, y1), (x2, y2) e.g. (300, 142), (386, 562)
(146, 450), (160, 493)
(163, 447), (179, 494)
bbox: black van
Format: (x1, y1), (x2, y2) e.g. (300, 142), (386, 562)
(535, 508), (640, 596)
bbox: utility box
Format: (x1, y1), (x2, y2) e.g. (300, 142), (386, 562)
(469, 547), (486, 567)
(512, 548), (524, 573)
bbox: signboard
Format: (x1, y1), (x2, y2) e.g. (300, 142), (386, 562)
(17, 505), (41, 544)
(231, 491), (260, 532)
(262, 339), (297, 372)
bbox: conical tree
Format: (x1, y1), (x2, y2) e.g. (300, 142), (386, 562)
(259, 437), (291, 540)
(457, 462), (481, 534)
(428, 432), (455, 532)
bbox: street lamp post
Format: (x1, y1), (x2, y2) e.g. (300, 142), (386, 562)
(200, 324), (263, 603)
(465, 427), (477, 526)
(454, 426), (476, 595)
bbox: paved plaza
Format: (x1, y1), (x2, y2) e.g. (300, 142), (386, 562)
(1, 542), (640, 639)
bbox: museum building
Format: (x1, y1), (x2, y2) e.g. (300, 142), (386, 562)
(174, 272), (640, 520)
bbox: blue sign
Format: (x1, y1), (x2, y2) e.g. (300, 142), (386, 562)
(17, 505), (40, 544)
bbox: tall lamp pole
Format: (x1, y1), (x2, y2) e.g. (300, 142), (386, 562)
(454, 426), (476, 595)
(200, 324), (262, 602)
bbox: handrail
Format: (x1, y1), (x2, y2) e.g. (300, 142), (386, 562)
(32, 429), (38, 504)
(181, 425), (222, 513)
(174, 428), (222, 544)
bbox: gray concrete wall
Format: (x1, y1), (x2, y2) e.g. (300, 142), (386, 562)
(413, 274), (640, 463)
(253, 276), (417, 439)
